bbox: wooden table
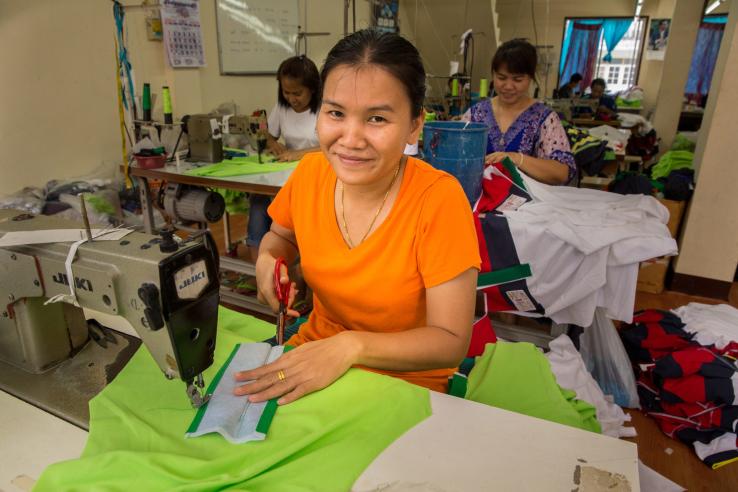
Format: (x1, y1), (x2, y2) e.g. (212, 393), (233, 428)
(572, 118), (622, 128)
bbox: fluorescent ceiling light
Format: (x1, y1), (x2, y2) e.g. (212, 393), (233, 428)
(635, 0), (643, 17)
(706, 0), (722, 14)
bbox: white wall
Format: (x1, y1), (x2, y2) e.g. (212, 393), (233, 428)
(0, 1), (121, 195)
(0, 0), (375, 195)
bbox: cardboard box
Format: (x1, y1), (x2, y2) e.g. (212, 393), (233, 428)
(659, 198), (686, 238)
(637, 257), (671, 294)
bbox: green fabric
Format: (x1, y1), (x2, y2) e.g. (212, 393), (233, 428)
(604, 150), (616, 161)
(465, 342), (601, 434)
(216, 188), (249, 215)
(671, 134), (697, 153)
(448, 373), (468, 398)
(615, 96), (642, 109)
(35, 307), (432, 492)
(650, 150), (694, 180)
(501, 157), (526, 190)
(477, 264), (532, 288)
(185, 154), (298, 178)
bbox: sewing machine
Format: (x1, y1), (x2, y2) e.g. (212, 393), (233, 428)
(0, 209), (220, 415)
(184, 111), (268, 163)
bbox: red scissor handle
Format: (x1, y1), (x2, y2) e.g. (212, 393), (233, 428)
(273, 257), (290, 305)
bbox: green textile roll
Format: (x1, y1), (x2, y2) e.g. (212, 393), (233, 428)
(34, 307), (431, 492)
(465, 342), (601, 434)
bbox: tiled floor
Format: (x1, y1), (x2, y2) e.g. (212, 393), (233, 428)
(207, 214), (738, 490)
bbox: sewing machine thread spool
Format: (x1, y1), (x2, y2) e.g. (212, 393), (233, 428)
(162, 86), (173, 124)
(479, 78), (489, 98)
(143, 83), (152, 121)
(451, 78), (460, 97)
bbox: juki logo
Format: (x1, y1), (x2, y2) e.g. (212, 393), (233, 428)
(178, 271), (206, 291)
(52, 273), (94, 292)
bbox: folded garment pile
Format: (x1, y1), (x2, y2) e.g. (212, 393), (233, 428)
(620, 306), (738, 469)
(472, 160), (677, 331)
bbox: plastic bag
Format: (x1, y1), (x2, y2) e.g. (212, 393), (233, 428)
(579, 308), (640, 408)
(0, 187), (45, 215)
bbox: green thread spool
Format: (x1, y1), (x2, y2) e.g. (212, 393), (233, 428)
(142, 83), (152, 121)
(162, 86), (173, 124)
(451, 78), (459, 97)
(479, 78), (489, 98)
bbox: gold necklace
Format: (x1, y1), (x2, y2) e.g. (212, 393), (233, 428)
(340, 162), (401, 249)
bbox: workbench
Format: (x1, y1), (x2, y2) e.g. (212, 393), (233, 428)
(126, 161), (293, 317)
(3, 387), (640, 491)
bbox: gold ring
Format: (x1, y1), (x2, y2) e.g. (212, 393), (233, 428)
(277, 370), (286, 382)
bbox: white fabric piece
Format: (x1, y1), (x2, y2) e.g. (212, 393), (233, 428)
(546, 334), (635, 438)
(587, 125), (630, 148)
(186, 343), (284, 444)
(672, 303), (738, 350)
(693, 432), (738, 462)
(618, 113), (654, 135)
(497, 174), (677, 326)
(638, 461), (685, 492)
(267, 103), (318, 150)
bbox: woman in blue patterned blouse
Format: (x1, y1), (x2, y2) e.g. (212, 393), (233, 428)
(463, 39), (576, 185)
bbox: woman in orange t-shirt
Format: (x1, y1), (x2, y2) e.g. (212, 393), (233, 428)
(233, 30), (481, 404)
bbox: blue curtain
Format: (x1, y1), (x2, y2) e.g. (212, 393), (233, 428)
(685, 18), (727, 96)
(559, 20), (603, 90)
(601, 19), (633, 62)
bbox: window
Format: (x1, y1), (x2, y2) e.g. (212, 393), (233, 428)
(622, 66), (633, 86)
(593, 18), (646, 93)
(559, 17), (647, 95)
(607, 66), (621, 84)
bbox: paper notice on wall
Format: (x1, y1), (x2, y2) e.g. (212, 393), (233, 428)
(160, 0), (205, 68)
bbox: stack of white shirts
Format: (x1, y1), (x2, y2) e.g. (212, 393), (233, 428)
(478, 168), (678, 326)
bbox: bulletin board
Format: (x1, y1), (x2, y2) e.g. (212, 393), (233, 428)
(215, 0), (299, 74)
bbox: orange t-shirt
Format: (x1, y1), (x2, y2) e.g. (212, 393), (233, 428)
(268, 152), (481, 392)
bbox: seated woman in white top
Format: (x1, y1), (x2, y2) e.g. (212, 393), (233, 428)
(266, 55), (321, 161)
(247, 56), (322, 260)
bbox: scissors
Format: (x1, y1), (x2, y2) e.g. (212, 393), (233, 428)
(273, 257), (290, 345)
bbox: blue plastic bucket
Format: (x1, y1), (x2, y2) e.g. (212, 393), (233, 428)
(422, 121), (488, 205)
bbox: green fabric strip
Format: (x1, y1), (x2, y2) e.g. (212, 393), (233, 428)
(186, 343), (242, 434)
(448, 373), (468, 398)
(255, 345), (294, 434)
(477, 263), (533, 288)
(501, 156), (527, 190)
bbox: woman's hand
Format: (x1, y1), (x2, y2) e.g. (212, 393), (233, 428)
(485, 151), (522, 166)
(255, 252), (300, 317)
(233, 332), (361, 405)
(268, 141), (288, 157)
(275, 149), (304, 162)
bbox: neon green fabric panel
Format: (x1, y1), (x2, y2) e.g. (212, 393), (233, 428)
(185, 155), (298, 178)
(34, 307), (431, 492)
(465, 342), (601, 434)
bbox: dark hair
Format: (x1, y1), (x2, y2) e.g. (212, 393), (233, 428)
(277, 55), (321, 113)
(569, 73), (583, 84)
(492, 39), (537, 79)
(320, 29), (426, 119)
(591, 78), (607, 89)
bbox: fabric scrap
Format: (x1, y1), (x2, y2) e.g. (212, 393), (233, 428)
(465, 342), (601, 433)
